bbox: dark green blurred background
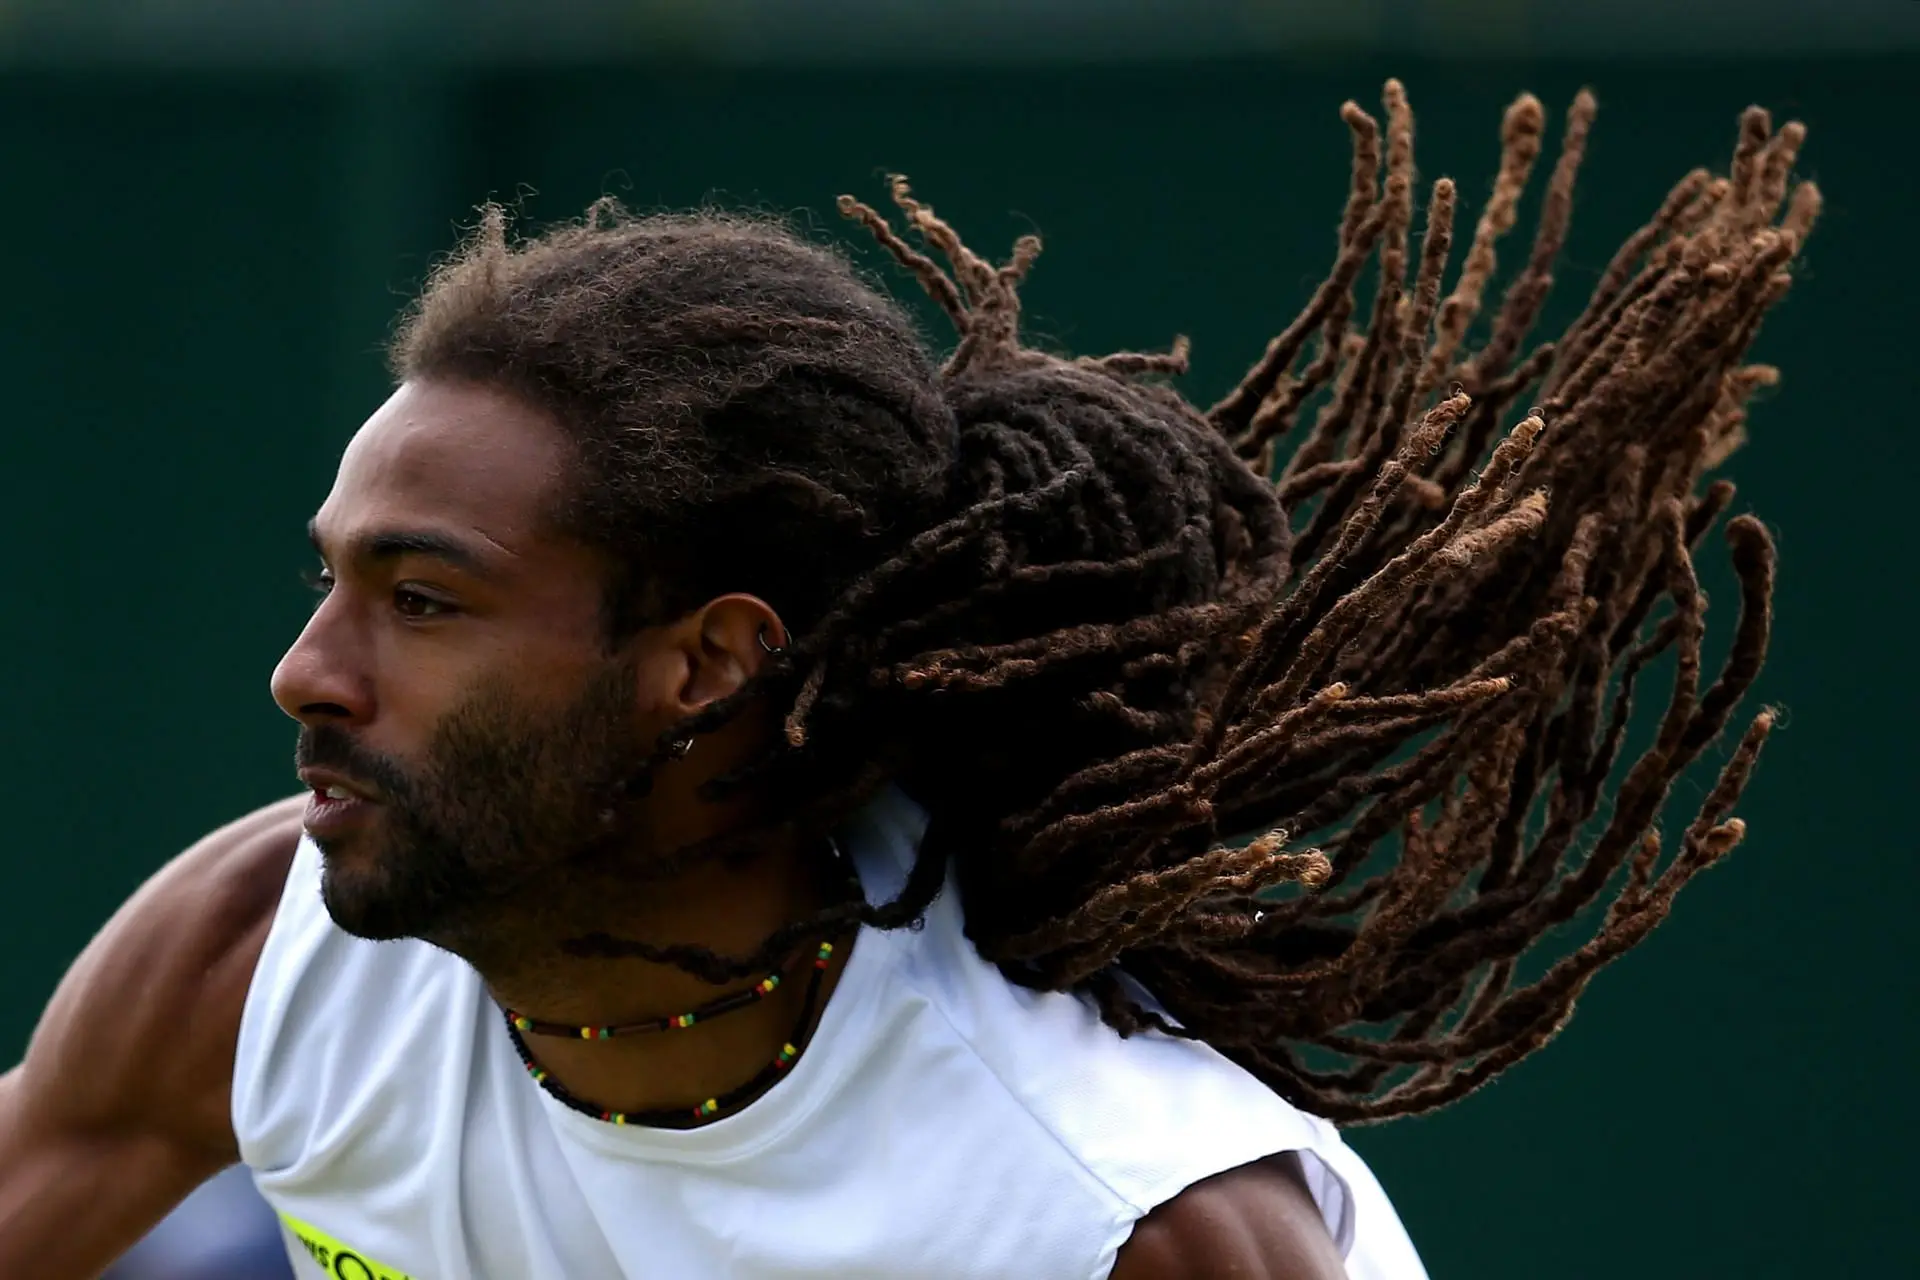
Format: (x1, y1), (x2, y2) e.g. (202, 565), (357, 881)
(2, 4), (1916, 1275)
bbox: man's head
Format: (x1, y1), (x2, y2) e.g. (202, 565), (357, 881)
(273, 213), (959, 944)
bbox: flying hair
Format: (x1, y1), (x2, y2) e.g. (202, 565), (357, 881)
(395, 82), (1814, 1123)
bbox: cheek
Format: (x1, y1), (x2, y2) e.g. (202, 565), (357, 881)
(367, 600), (625, 755)
(372, 659), (465, 729)
(357, 637), (500, 765)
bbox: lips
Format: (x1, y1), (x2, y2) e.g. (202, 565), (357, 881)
(298, 767), (382, 840)
(297, 767), (380, 804)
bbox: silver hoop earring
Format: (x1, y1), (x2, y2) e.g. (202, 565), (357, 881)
(667, 736), (694, 760)
(758, 624), (785, 655)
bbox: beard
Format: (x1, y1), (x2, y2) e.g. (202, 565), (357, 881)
(294, 658), (649, 945)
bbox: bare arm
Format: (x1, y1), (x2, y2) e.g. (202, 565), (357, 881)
(0, 796), (306, 1279)
(1110, 1154), (1350, 1280)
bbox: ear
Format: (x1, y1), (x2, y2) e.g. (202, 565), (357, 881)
(662, 594), (789, 714)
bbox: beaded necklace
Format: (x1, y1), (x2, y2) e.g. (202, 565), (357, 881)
(504, 939), (837, 1128)
(504, 950), (805, 1041)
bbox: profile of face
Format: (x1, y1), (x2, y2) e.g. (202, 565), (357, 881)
(272, 379), (773, 945)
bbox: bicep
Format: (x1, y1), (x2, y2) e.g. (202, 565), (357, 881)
(24, 796), (303, 1129)
(0, 799), (301, 1278)
(1111, 1154), (1349, 1280)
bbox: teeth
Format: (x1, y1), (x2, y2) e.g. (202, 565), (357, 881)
(324, 785), (352, 800)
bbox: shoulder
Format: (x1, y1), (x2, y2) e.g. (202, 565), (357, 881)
(19, 794), (307, 1155)
(1110, 1155), (1349, 1280)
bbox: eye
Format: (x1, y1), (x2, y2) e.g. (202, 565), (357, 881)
(394, 587), (455, 619)
(301, 567), (334, 605)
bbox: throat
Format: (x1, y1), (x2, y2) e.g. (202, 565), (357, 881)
(474, 829), (866, 1124)
(501, 933), (853, 1125)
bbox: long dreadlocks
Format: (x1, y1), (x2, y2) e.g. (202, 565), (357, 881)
(394, 81), (1814, 1124)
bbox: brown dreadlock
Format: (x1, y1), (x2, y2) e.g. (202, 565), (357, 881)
(394, 81), (1813, 1123)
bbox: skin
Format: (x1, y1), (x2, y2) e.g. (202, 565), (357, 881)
(0, 798), (302, 1277)
(0, 378), (1347, 1278)
(1112, 1156), (1350, 1280)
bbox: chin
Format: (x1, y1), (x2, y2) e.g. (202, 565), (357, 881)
(317, 836), (492, 945)
(318, 848), (426, 941)
(319, 871), (409, 941)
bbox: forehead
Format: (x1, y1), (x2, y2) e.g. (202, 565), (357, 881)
(318, 379), (568, 549)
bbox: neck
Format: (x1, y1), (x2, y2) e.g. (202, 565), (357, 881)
(473, 827), (857, 1123)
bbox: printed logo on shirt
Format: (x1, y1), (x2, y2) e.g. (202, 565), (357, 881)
(279, 1211), (419, 1280)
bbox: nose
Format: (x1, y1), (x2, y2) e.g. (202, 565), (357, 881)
(271, 602), (373, 727)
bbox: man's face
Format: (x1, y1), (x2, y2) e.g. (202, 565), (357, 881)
(272, 379), (652, 943)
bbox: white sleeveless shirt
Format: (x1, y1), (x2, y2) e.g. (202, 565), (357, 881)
(233, 787), (1428, 1279)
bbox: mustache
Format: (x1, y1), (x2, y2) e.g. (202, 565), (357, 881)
(295, 725), (416, 800)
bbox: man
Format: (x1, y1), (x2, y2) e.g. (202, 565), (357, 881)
(0, 82), (1811, 1277)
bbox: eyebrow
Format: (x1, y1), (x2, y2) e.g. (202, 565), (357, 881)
(308, 520), (496, 579)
